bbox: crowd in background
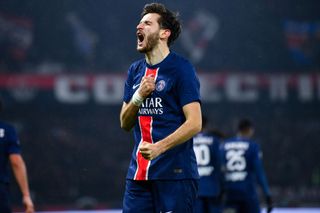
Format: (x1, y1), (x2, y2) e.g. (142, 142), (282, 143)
(0, 0), (319, 210)
(0, 0), (320, 73)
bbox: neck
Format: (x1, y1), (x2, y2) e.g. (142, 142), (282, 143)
(145, 43), (170, 66)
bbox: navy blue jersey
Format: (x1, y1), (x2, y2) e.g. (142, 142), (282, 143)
(221, 136), (270, 200)
(0, 121), (21, 183)
(193, 132), (222, 197)
(123, 52), (201, 180)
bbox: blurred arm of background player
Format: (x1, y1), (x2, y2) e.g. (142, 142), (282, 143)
(10, 154), (34, 213)
(254, 149), (273, 213)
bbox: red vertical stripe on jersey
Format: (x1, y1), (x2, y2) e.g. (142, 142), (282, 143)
(134, 67), (158, 180)
(135, 116), (153, 180)
(145, 68), (159, 79)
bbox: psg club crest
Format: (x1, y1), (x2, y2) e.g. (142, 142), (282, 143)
(156, 80), (166, 92)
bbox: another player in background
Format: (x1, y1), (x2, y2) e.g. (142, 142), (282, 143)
(193, 116), (224, 213)
(221, 119), (273, 213)
(0, 100), (34, 213)
(120, 3), (202, 213)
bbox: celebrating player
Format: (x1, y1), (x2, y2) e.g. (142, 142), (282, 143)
(221, 119), (273, 213)
(120, 3), (202, 213)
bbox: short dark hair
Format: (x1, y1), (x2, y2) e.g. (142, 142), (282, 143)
(238, 119), (253, 132)
(141, 3), (181, 46)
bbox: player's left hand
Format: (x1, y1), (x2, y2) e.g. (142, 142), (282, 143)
(23, 195), (34, 213)
(139, 142), (162, 160)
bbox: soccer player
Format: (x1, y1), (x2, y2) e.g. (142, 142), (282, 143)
(0, 100), (34, 213)
(120, 3), (202, 213)
(221, 119), (273, 213)
(193, 116), (224, 213)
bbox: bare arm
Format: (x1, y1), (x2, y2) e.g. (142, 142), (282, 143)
(139, 101), (202, 160)
(120, 101), (140, 131)
(10, 154), (34, 213)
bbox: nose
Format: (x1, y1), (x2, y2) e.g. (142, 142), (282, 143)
(136, 22), (143, 30)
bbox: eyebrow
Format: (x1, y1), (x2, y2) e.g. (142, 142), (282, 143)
(140, 20), (153, 24)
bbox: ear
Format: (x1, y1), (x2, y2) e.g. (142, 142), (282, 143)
(160, 29), (171, 40)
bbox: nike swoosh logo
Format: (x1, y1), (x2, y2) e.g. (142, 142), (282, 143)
(132, 84), (140, 89)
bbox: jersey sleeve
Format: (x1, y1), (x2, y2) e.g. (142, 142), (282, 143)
(176, 62), (201, 107)
(253, 143), (271, 197)
(6, 126), (21, 154)
(123, 65), (134, 103)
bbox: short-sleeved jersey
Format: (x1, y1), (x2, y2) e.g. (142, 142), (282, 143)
(0, 121), (21, 183)
(221, 136), (270, 200)
(123, 52), (201, 180)
(193, 132), (222, 197)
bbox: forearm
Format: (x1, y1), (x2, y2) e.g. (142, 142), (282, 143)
(12, 161), (31, 197)
(120, 102), (140, 131)
(157, 116), (201, 154)
(138, 102), (201, 160)
(255, 159), (271, 196)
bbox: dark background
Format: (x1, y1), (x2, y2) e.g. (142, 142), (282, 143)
(0, 0), (319, 210)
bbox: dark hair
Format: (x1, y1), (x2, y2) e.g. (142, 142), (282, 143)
(238, 118), (253, 132)
(141, 3), (181, 46)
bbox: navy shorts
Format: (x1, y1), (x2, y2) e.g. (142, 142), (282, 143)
(194, 196), (222, 213)
(123, 179), (198, 213)
(0, 183), (11, 213)
(223, 198), (260, 213)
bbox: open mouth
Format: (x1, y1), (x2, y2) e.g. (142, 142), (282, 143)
(137, 32), (144, 43)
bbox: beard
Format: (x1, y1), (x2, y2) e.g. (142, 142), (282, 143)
(137, 31), (160, 53)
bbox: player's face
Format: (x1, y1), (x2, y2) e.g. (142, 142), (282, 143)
(136, 13), (161, 53)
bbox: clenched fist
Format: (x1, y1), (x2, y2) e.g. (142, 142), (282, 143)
(138, 75), (155, 98)
(139, 142), (163, 160)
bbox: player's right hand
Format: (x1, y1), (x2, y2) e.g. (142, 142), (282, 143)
(138, 75), (155, 98)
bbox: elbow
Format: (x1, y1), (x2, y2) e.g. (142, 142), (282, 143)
(194, 121), (202, 135)
(120, 123), (131, 132)
(10, 155), (24, 169)
(190, 120), (202, 136)
(120, 119), (132, 132)
(11, 161), (19, 169)
(120, 112), (133, 131)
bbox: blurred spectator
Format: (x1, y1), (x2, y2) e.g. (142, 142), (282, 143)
(284, 20), (320, 67)
(66, 12), (98, 65)
(0, 12), (33, 72)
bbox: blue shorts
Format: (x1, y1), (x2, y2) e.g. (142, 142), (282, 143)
(194, 196), (222, 213)
(0, 183), (11, 213)
(224, 198), (260, 213)
(123, 179), (198, 213)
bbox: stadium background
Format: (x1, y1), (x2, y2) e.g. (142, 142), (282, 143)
(0, 0), (319, 211)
